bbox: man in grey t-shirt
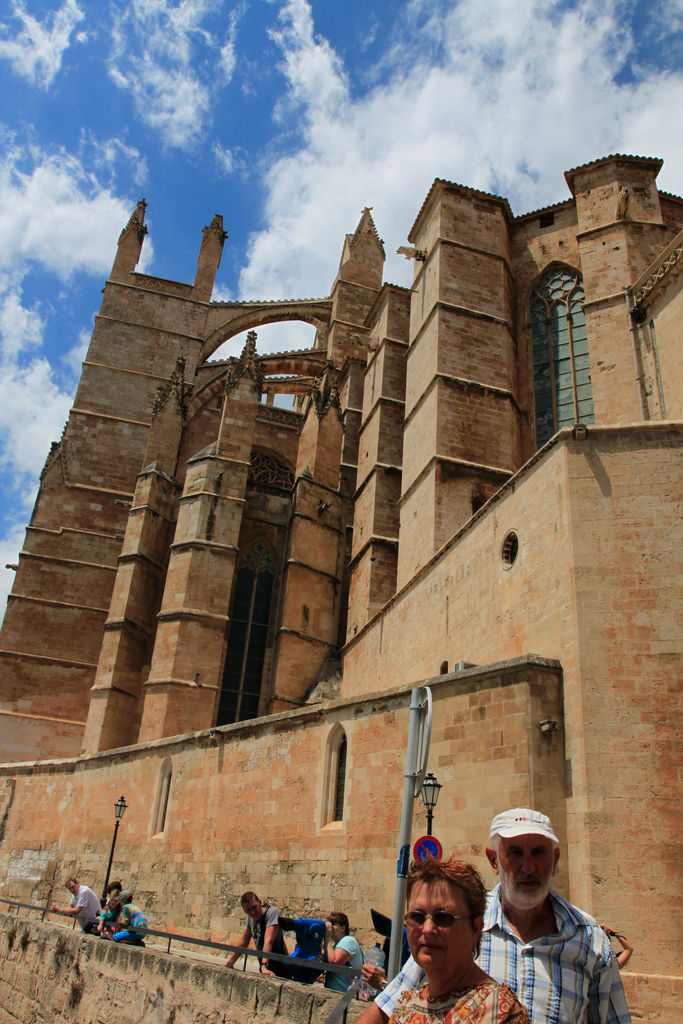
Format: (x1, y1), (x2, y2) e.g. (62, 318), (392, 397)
(51, 877), (101, 932)
(225, 890), (290, 977)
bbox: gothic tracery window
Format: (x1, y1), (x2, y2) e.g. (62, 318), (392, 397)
(530, 265), (594, 447)
(217, 541), (275, 725)
(248, 450), (294, 489)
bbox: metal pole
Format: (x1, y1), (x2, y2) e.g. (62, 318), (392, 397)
(426, 808), (433, 836)
(102, 819), (120, 903)
(387, 687), (424, 981)
(623, 287), (648, 420)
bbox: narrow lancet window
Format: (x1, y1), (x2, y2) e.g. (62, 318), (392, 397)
(531, 265), (594, 447)
(151, 757), (172, 835)
(217, 541), (275, 725)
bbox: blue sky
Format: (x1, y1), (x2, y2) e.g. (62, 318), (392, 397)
(0, 0), (681, 618)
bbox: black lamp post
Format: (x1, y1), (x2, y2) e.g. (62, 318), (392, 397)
(102, 795), (127, 902)
(420, 773), (442, 836)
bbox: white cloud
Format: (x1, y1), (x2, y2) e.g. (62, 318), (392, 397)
(210, 322), (317, 360)
(268, 0), (348, 121)
(89, 136), (149, 189)
(108, 0), (241, 150)
(0, 0), (85, 88)
(239, 0), (683, 300)
(62, 326), (90, 377)
(0, 521), (26, 629)
(0, 348), (71, 482)
(219, 3), (243, 78)
(213, 142), (234, 176)
(0, 287), (43, 360)
(0, 142), (148, 281)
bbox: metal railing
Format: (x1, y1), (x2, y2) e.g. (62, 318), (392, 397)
(0, 897), (362, 983)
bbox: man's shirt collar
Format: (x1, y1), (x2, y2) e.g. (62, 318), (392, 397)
(485, 884), (589, 945)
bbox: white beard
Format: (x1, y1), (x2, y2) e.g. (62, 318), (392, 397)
(499, 871), (551, 911)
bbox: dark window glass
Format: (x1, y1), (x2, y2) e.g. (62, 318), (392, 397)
(217, 542), (275, 726)
(333, 737), (347, 821)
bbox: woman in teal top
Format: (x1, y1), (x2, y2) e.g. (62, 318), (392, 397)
(324, 912), (363, 992)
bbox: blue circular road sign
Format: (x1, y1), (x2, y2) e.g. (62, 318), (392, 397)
(413, 835), (443, 862)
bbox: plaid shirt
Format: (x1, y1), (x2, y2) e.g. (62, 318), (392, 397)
(376, 887), (631, 1024)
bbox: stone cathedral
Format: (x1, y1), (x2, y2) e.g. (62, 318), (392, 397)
(0, 154), (681, 1020)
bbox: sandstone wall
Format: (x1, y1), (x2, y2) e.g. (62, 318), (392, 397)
(0, 658), (564, 950)
(0, 913), (360, 1024)
(342, 424), (683, 971)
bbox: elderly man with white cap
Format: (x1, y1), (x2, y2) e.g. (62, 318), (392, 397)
(356, 807), (631, 1024)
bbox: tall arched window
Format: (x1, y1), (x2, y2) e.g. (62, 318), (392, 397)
(217, 541), (275, 725)
(530, 265), (594, 447)
(322, 725), (348, 825)
(151, 757), (172, 836)
(333, 736), (347, 821)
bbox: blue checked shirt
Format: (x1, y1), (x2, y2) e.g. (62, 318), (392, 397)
(375, 887), (631, 1024)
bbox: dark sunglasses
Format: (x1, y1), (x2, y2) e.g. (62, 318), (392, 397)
(403, 910), (470, 929)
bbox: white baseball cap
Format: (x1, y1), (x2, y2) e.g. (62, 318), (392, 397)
(490, 808), (559, 846)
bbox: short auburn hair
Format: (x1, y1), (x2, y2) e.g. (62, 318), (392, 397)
(406, 855), (487, 932)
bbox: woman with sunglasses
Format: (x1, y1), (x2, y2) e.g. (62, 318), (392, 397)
(388, 856), (528, 1023)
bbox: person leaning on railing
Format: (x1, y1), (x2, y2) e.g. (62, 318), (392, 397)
(225, 891), (291, 978)
(51, 877), (101, 934)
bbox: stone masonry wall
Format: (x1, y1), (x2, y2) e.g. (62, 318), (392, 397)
(0, 659), (564, 950)
(342, 424), (683, 975)
(0, 913), (359, 1024)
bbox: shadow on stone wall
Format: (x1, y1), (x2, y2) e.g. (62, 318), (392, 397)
(0, 912), (365, 1024)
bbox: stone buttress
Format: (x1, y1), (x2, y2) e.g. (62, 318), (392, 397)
(397, 181), (522, 587)
(137, 335), (263, 741)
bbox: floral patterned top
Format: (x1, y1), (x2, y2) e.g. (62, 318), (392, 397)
(389, 979), (529, 1024)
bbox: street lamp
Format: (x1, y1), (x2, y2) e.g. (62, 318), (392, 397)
(102, 795), (127, 902)
(420, 773), (442, 836)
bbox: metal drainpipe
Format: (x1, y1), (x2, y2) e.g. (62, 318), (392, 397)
(649, 318), (667, 419)
(623, 288), (648, 420)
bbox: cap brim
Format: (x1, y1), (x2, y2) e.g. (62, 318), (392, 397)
(496, 825), (559, 844)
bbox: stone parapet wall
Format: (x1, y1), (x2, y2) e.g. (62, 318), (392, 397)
(0, 913), (362, 1024)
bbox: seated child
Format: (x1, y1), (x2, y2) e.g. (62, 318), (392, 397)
(112, 889), (148, 946)
(98, 880), (123, 939)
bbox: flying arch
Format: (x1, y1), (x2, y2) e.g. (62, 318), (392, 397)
(200, 298), (333, 361)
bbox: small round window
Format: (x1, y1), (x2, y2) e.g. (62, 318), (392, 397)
(502, 531), (519, 569)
